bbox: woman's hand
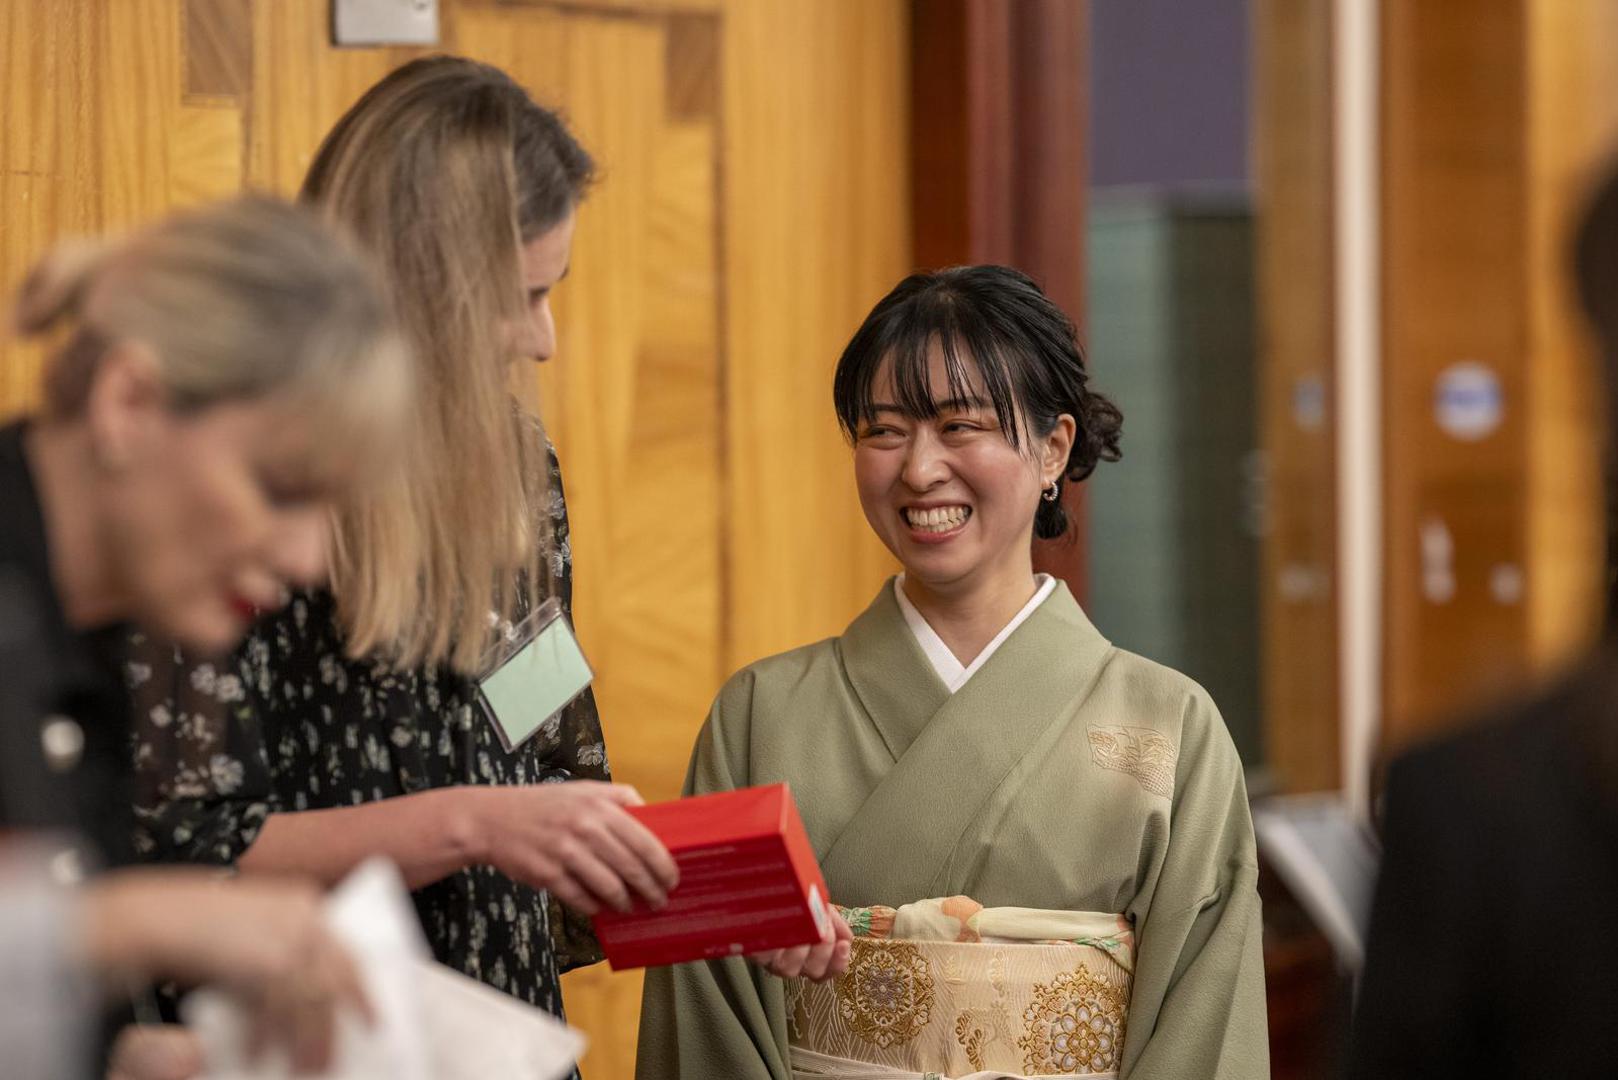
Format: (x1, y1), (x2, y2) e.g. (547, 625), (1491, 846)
(107, 1024), (203, 1080)
(463, 781), (680, 915)
(81, 869), (371, 1074)
(748, 906), (854, 983)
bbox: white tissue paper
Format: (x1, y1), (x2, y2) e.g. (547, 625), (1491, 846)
(183, 858), (585, 1079)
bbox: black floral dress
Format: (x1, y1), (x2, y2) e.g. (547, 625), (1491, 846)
(125, 445), (606, 1044)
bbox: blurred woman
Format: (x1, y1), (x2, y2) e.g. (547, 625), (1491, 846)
(0, 195), (408, 1076)
(1348, 159), (1618, 1080)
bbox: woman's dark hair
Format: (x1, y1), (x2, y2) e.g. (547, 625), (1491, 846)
(1571, 160), (1618, 797)
(832, 265), (1122, 539)
(1575, 160), (1618, 633)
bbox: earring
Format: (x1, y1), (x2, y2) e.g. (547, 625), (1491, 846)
(1042, 481), (1060, 503)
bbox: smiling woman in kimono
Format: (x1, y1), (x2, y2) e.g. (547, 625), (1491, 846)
(637, 265), (1268, 1080)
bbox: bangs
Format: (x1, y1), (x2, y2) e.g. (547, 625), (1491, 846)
(832, 265), (1122, 537)
(833, 277), (1030, 451)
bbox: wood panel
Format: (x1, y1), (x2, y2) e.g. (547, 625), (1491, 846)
(1382, 2), (1530, 749)
(719, 0), (910, 666)
(1256, 1), (1618, 777)
(0, 1), (908, 1077)
(1, 1), (249, 410)
(1524, 2), (1616, 672)
(1253, 0), (1339, 792)
(248, 3), (413, 191)
(184, 0), (251, 101)
(1380, 1), (1616, 756)
(0, 0), (98, 415)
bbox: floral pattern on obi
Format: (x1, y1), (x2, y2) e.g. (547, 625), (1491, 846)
(790, 897), (1132, 1077)
(1018, 966), (1128, 1075)
(836, 940), (937, 1049)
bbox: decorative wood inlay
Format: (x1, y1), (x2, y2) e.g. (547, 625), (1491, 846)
(665, 12), (718, 122)
(184, 0), (251, 101)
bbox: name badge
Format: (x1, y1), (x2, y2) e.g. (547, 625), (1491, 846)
(475, 598), (594, 753)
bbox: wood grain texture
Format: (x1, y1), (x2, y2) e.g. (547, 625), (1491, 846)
(184, 0), (251, 101)
(1252, 0), (1339, 792)
(0, 0), (100, 415)
(1375, 1), (1618, 755)
(0, 3), (907, 1076)
(1255, 0), (1616, 773)
(719, 0), (909, 670)
(1523, 2), (1614, 674)
(1382, 1), (1531, 748)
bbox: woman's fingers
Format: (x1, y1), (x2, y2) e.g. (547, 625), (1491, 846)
(615, 814), (680, 893)
(561, 840), (636, 913)
(287, 983), (337, 1076)
(108, 1024), (204, 1080)
(800, 942), (833, 982)
(316, 936), (374, 1025)
(748, 908), (856, 982)
(766, 944), (812, 980)
(590, 823), (671, 909)
(594, 782), (646, 807)
(534, 857), (603, 916)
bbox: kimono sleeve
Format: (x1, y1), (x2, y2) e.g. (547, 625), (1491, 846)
(1121, 689), (1269, 1079)
(636, 670), (792, 1080)
(125, 628), (277, 866)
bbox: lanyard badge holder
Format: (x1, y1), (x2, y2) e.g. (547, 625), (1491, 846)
(474, 598), (595, 753)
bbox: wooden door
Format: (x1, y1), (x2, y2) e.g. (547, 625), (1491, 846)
(0, 2), (907, 1075)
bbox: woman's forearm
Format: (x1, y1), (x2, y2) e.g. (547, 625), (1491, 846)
(237, 787), (486, 889)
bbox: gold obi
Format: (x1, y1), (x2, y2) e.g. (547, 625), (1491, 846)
(786, 897), (1133, 1080)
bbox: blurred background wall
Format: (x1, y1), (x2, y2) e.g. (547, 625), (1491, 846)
(8, 1), (1618, 1075)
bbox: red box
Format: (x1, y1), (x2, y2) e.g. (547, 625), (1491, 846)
(592, 783), (831, 970)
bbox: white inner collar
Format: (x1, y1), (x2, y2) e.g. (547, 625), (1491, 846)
(893, 573), (1057, 693)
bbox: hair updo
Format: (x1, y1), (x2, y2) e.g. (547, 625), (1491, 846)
(832, 264), (1123, 539)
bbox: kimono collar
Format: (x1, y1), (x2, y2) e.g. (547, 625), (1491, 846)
(837, 576), (1109, 762)
(834, 581), (951, 760)
(824, 576), (1116, 901)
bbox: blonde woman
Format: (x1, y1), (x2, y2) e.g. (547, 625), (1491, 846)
(127, 57), (678, 1040)
(0, 196), (407, 1076)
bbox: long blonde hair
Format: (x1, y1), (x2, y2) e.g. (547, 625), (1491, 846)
(301, 56), (595, 674)
(12, 195), (408, 468)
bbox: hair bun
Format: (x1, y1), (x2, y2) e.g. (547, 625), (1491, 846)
(12, 240), (107, 337)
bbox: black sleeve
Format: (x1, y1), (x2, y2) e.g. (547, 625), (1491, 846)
(1349, 746), (1489, 1080)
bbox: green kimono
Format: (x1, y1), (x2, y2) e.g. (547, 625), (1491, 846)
(637, 580), (1268, 1079)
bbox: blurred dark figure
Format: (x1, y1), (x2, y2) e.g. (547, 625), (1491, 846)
(1349, 161), (1618, 1077)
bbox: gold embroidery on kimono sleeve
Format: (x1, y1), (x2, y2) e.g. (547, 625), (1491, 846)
(1087, 725), (1178, 799)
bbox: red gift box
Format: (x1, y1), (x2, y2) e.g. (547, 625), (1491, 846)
(592, 783), (831, 970)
